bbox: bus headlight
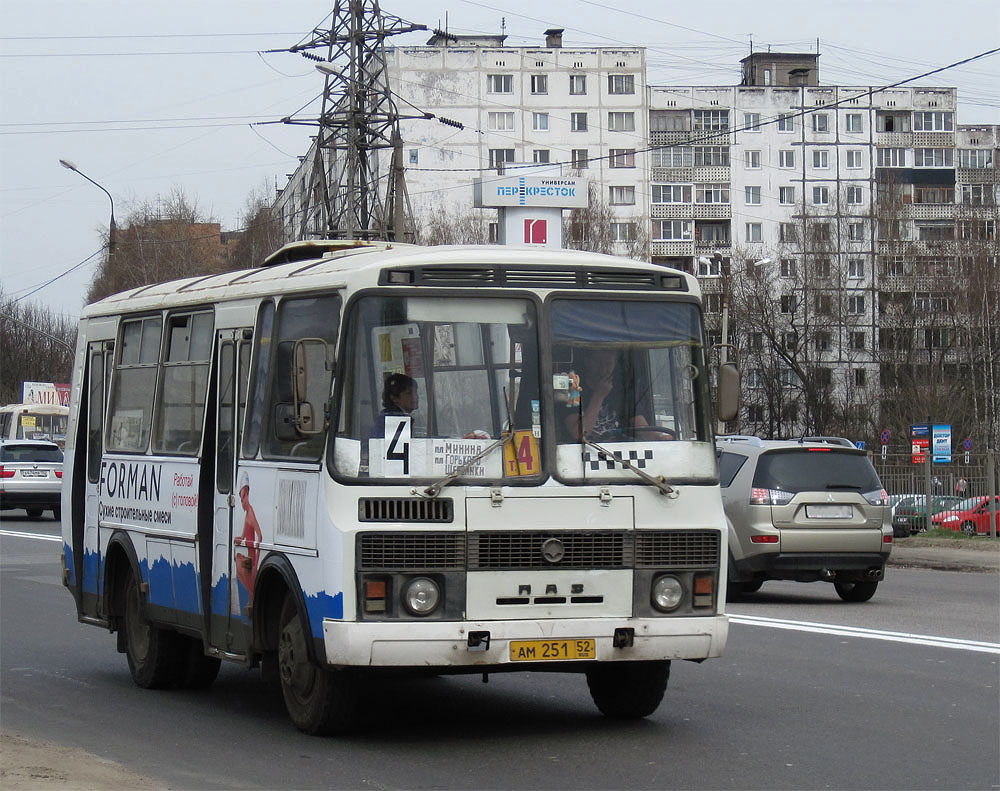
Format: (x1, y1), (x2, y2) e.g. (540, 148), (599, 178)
(402, 577), (441, 616)
(651, 575), (684, 612)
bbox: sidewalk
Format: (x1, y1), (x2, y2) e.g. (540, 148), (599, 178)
(888, 538), (1000, 573)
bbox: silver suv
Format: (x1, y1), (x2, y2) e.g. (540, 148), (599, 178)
(0, 439), (64, 520)
(716, 436), (891, 602)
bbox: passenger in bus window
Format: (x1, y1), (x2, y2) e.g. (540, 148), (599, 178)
(564, 348), (670, 443)
(234, 471), (262, 612)
(369, 373), (418, 438)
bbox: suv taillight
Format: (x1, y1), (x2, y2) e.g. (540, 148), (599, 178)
(750, 487), (794, 506)
(863, 488), (888, 506)
(0, 466), (15, 478)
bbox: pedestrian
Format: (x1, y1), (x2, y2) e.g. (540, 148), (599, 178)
(955, 476), (968, 496)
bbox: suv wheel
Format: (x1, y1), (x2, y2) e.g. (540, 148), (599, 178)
(834, 580), (878, 602)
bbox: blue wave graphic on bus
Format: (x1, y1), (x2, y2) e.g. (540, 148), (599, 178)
(142, 557), (202, 615)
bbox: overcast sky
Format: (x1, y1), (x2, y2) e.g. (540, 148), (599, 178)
(2, 0), (997, 320)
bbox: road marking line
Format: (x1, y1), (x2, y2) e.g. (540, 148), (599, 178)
(730, 614), (1000, 654)
(0, 529), (62, 543)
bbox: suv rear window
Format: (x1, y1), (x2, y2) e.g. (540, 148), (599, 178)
(718, 450), (747, 488)
(752, 449), (880, 493)
(0, 444), (64, 463)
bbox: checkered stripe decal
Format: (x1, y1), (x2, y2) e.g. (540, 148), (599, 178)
(582, 449), (654, 470)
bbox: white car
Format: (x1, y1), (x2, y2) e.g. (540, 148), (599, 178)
(0, 439), (63, 519)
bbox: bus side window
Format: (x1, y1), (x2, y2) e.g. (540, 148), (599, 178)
(108, 316), (162, 453)
(260, 294), (341, 461)
(153, 311), (214, 455)
(243, 301), (275, 460)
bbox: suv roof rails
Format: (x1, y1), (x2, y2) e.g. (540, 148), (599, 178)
(716, 434), (766, 446)
(798, 436), (856, 448)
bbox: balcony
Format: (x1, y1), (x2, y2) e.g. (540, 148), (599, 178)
(651, 240), (695, 257)
(912, 132), (955, 148)
(875, 131), (913, 147)
(651, 203), (693, 219)
(692, 204), (732, 219)
(651, 167), (693, 182)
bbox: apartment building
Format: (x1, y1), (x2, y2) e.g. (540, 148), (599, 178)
(272, 31), (998, 437)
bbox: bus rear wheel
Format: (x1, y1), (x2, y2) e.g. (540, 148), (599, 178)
(586, 660), (670, 719)
(177, 636), (221, 689)
(277, 595), (357, 735)
(122, 568), (183, 688)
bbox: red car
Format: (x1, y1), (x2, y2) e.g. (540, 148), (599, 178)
(931, 496), (1000, 536)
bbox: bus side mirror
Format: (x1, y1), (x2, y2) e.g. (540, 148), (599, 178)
(716, 361), (740, 423)
(292, 338), (332, 436)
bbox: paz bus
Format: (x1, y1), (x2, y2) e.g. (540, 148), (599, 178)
(0, 402), (69, 447)
(61, 241), (739, 734)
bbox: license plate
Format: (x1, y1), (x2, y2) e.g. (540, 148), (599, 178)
(19, 470), (48, 478)
(509, 638), (596, 662)
(806, 504), (852, 519)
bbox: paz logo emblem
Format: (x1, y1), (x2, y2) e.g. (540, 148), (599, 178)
(541, 538), (565, 563)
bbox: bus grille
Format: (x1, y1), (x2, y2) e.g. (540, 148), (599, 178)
(635, 530), (720, 568)
(357, 533), (466, 570)
(468, 531), (632, 569)
(358, 497), (454, 523)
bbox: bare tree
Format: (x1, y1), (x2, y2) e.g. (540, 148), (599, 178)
(413, 203), (493, 245)
(0, 287), (76, 403)
(228, 186), (285, 271)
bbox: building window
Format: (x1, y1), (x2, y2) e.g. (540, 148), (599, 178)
(533, 149), (550, 164)
(650, 146), (693, 167)
(851, 332), (866, 351)
(779, 222), (798, 243)
(848, 258), (865, 278)
(877, 148), (906, 167)
(530, 74), (548, 94)
(958, 149), (993, 168)
(571, 112), (588, 132)
(611, 222), (637, 242)
(609, 149), (635, 168)
(608, 74), (635, 94)
(780, 294), (797, 314)
(846, 150), (863, 169)
(782, 332), (799, 351)
(697, 256), (721, 277)
(913, 111), (953, 131)
(780, 258), (797, 278)
(812, 113), (829, 133)
(814, 258), (831, 278)
(848, 295), (866, 314)
(815, 331), (832, 350)
(744, 112), (761, 131)
(779, 149), (795, 168)
(813, 186), (830, 205)
(745, 222), (763, 242)
(569, 74), (587, 95)
(814, 294), (832, 315)
(914, 186), (955, 204)
(745, 369), (763, 389)
(693, 109), (729, 131)
(960, 184), (993, 205)
(812, 150), (829, 169)
(651, 184), (691, 203)
(748, 332), (763, 352)
(848, 222), (865, 241)
(609, 185), (636, 205)
(532, 112), (549, 131)
(748, 403), (765, 422)
(694, 146), (729, 166)
(914, 148), (954, 167)
(854, 368), (867, 388)
(695, 183), (729, 203)
(487, 74), (513, 94)
(812, 222), (831, 242)
(571, 149), (589, 169)
(608, 111), (635, 132)
(745, 150), (761, 168)
(488, 111), (514, 131)
(650, 110), (690, 131)
(845, 113), (863, 132)
(488, 148), (515, 169)
(652, 219), (692, 241)
(745, 186), (761, 205)
(408, 149), (419, 165)
(779, 186), (795, 205)
(846, 185), (864, 204)
(697, 223), (729, 244)
(777, 114), (794, 132)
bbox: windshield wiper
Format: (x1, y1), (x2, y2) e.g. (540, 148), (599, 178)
(414, 433), (513, 499)
(581, 435), (678, 498)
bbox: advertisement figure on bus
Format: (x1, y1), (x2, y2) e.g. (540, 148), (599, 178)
(234, 471), (262, 613)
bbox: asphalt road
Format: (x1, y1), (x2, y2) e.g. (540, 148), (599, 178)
(2, 512), (997, 791)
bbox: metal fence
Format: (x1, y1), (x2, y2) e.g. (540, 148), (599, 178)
(871, 450), (999, 537)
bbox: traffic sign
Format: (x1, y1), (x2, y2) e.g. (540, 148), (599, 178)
(855, 441), (865, 450)
(962, 437), (973, 451)
(879, 430), (890, 445)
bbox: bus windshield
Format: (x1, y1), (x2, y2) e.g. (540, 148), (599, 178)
(334, 295), (540, 481)
(550, 298), (712, 478)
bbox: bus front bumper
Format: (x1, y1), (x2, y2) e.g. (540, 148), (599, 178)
(322, 615), (728, 668)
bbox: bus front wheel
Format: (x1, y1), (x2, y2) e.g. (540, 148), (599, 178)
(277, 595), (357, 735)
(586, 660), (670, 719)
(122, 568), (182, 688)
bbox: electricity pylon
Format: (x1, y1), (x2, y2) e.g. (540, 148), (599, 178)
(280, 1), (426, 241)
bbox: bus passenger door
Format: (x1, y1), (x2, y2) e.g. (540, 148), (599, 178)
(83, 343), (110, 617)
(210, 330), (251, 653)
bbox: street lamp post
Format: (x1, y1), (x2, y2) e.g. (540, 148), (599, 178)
(59, 158), (116, 252)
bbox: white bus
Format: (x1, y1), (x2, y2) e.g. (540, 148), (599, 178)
(0, 402), (69, 447)
(61, 241), (739, 734)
